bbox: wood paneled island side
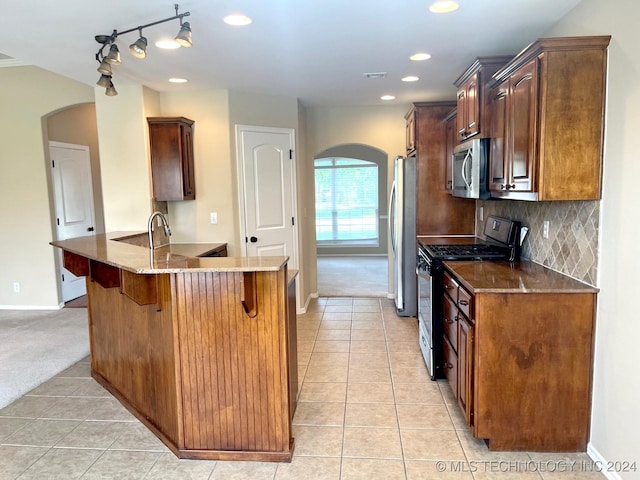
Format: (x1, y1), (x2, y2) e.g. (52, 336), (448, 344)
(51, 233), (297, 462)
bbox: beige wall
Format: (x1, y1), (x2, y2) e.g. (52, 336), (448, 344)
(95, 85), (158, 231)
(159, 90), (233, 250)
(544, 0), (640, 471)
(305, 105), (409, 295)
(0, 66), (95, 308)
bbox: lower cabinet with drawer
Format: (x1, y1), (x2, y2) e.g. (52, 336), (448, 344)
(442, 267), (597, 452)
(442, 272), (473, 425)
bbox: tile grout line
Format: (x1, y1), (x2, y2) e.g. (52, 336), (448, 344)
(381, 299), (409, 479)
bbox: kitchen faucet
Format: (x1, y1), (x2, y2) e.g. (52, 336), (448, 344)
(147, 211), (171, 249)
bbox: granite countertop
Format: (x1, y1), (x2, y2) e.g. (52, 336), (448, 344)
(51, 232), (289, 274)
(444, 260), (599, 294)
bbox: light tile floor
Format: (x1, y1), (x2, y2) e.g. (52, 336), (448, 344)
(0, 297), (603, 479)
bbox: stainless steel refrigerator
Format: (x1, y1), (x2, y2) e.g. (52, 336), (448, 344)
(389, 155), (417, 317)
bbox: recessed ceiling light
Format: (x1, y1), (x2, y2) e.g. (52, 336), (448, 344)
(381, 95), (396, 101)
(410, 52), (432, 61)
(429, 1), (459, 13)
(156, 39), (181, 49)
(224, 14), (252, 26)
(169, 78), (188, 83)
(402, 76), (420, 82)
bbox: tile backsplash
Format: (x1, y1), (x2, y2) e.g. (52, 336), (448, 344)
(476, 199), (600, 286)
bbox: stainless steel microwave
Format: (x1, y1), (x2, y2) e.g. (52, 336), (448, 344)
(451, 137), (490, 199)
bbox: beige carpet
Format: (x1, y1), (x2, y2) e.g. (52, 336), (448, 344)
(0, 308), (90, 408)
(317, 255), (390, 297)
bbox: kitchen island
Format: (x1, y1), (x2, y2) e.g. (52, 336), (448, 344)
(51, 233), (297, 462)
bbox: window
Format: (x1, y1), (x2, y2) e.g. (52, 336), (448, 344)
(315, 157), (379, 246)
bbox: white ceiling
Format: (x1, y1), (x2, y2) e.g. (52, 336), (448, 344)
(0, 0), (583, 107)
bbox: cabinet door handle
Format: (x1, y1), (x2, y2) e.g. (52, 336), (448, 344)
(500, 184), (507, 190)
(445, 317), (454, 324)
(250, 236), (258, 243)
(459, 299), (468, 306)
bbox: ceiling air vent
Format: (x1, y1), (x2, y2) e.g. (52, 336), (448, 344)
(363, 72), (387, 79)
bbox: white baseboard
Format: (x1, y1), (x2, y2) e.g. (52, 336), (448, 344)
(587, 442), (622, 480)
(0, 304), (63, 310)
(297, 292), (320, 314)
(386, 292), (395, 299)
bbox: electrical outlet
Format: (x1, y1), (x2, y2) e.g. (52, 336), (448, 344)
(543, 220), (550, 239)
(13, 282), (20, 293)
(210, 212), (218, 225)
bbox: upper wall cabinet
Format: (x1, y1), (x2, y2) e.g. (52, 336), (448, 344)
(405, 107), (417, 154)
(148, 117), (195, 201)
(407, 102), (475, 235)
(454, 57), (512, 142)
(444, 109), (457, 193)
(489, 36), (611, 201)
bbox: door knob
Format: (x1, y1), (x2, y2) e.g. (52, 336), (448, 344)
(250, 236), (258, 243)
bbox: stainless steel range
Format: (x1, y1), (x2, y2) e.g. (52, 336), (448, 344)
(416, 215), (525, 379)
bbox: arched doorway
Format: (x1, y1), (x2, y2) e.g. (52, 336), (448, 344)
(45, 103), (104, 305)
(313, 144), (389, 297)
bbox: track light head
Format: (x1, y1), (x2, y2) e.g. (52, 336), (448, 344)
(105, 44), (121, 65)
(96, 74), (112, 88)
(129, 35), (148, 59)
(105, 80), (118, 96)
(175, 22), (192, 47)
(97, 58), (112, 75)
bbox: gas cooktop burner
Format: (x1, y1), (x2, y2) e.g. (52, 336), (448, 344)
(424, 243), (507, 260)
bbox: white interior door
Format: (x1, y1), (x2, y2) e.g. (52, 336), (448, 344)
(49, 141), (96, 302)
(236, 126), (297, 267)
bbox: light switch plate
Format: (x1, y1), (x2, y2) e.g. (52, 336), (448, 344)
(210, 212), (218, 225)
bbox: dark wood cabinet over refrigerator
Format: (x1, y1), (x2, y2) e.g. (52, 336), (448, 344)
(148, 117), (195, 201)
(406, 102), (475, 235)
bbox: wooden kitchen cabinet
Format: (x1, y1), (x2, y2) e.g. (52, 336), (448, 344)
(454, 57), (512, 142)
(443, 109), (457, 192)
(148, 117), (195, 201)
(488, 83), (508, 192)
(405, 108), (416, 154)
(443, 262), (597, 452)
(408, 102), (475, 235)
(489, 36), (611, 200)
(442, 270), (474, 424)
(457, 314), (473, 426)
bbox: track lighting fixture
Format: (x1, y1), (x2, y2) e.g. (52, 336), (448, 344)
(96, 58), (112, 76)
(105, 81), (118, 97)
(129, 30), (148, 59)
(105, 44), (121, 65)
(175, 22), (192, 47)
(94, 4), (192, 96)
(96, 74), (112, 88)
